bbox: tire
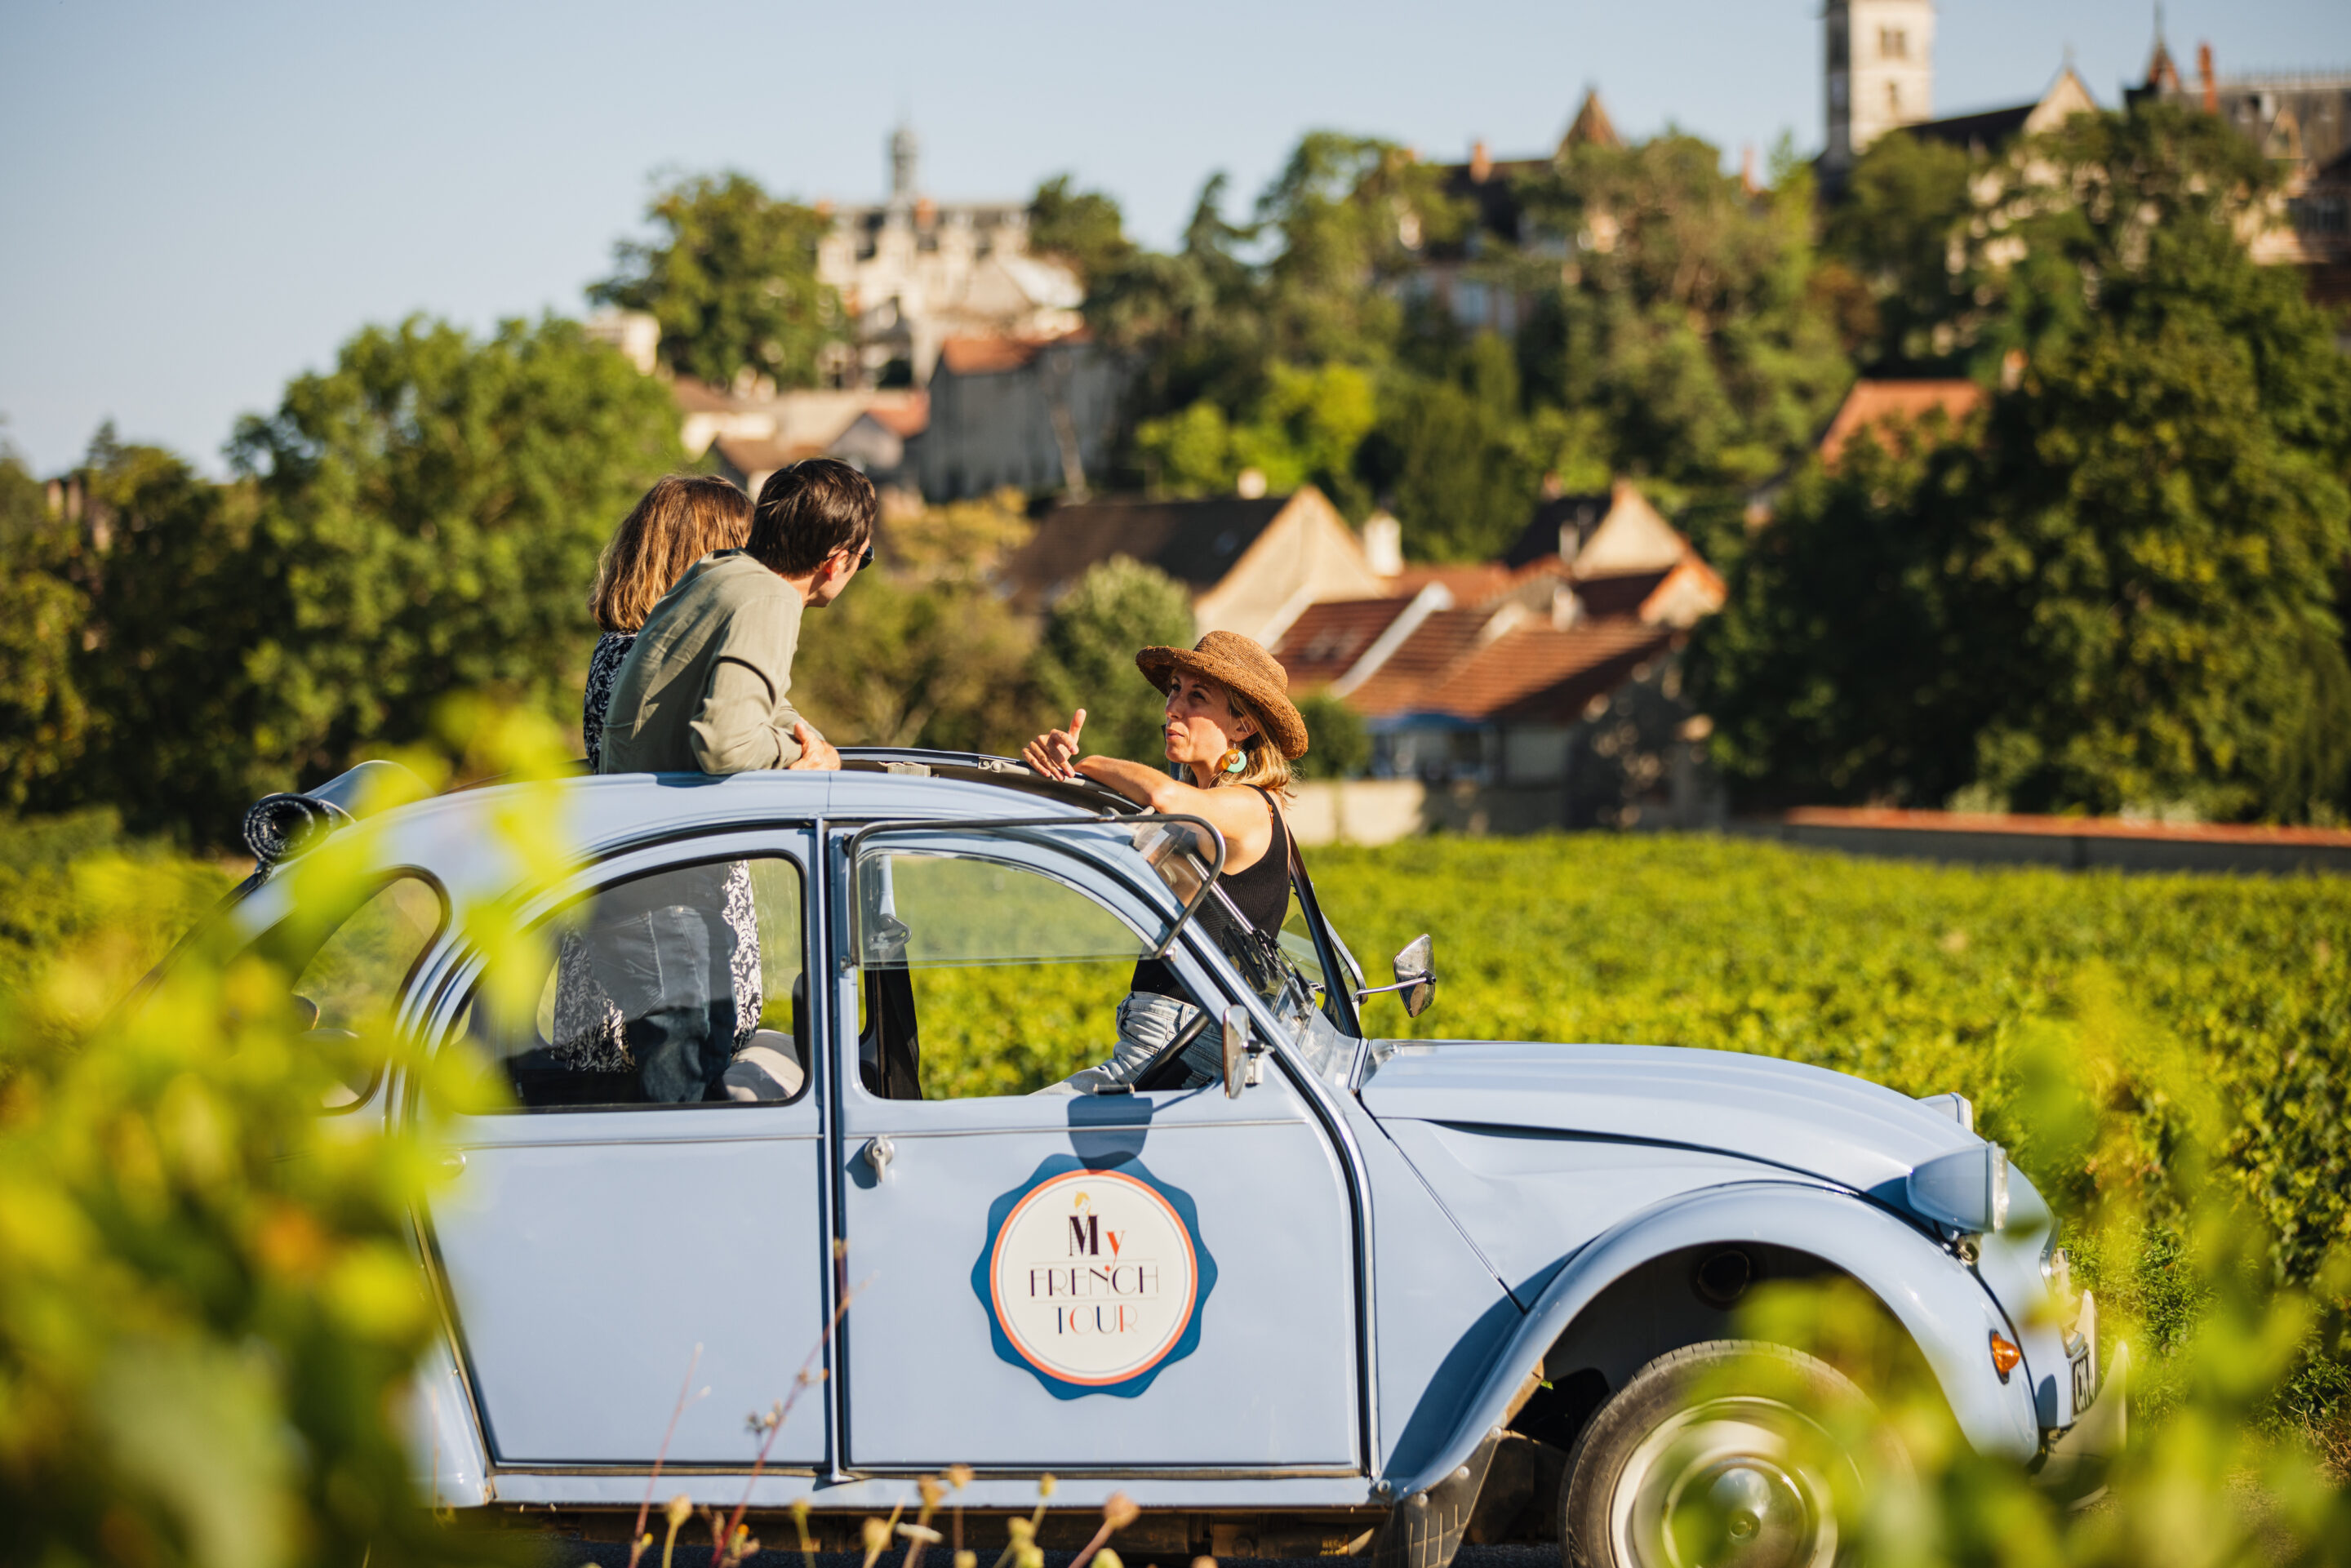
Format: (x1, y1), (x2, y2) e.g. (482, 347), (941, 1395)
(1559, 1340), (1891, 1568)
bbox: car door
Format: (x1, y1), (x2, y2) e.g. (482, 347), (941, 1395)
(420, 830), (835, 1467)
(829, 819), (1361, 1472)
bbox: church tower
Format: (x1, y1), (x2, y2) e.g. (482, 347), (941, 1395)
(1824, 0), (1935, 180)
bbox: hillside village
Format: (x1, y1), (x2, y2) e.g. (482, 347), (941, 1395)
(562, 2), (2351, 836)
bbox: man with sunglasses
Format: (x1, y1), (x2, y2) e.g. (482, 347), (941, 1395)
(598, 457), (876, 777)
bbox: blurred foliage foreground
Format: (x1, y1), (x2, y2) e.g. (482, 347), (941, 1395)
(2, 804), (2348, 1565)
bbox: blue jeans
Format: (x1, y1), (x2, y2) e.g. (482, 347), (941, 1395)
(1045, 991), (1220, 1095)
(588, 903), (738, 1103)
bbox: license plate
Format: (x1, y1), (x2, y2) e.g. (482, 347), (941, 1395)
(2072, 1348), (2096, 1412)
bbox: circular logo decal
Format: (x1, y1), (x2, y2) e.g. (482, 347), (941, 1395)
(985, 1167), (1200, 1389)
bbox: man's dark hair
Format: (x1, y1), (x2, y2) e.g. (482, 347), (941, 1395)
(748, 459), (878, 576)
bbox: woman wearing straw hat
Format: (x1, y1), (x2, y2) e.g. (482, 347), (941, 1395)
(1023, 629), (1311, 1091)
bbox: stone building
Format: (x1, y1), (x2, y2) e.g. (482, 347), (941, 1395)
(2126, 33), (2351, 295)
(903, 333), (1125, 503)
(1821, 0), (1938, 184)
(814, 123), (1082, 389)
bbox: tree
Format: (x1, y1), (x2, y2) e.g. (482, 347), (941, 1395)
(1512, 136), (1854, 496)
(1027, 175), (1135, 286)
(1820, 130), (1976, 369)
(1692, 107), (2351, 823)
(1136, 361), (1377, 506)
(1359, 335), (1553, 560)
(1292, 690), (1371, 780)
(0, 450), (90, 809)
(1688, 417), (1989, 808)
(88, 314), (685, 842)
(589, 171), (839, 389)
(790, 575), (1037, 754)
(1029, 557), (1197, 766)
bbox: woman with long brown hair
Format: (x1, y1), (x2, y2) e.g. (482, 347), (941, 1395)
(1022, 630), (1310, 1090)
(582, 473), (754, 769)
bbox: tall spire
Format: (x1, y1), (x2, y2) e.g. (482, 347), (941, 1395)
(888, 120), (920, 202)
(1560, 88), (1622, 155)
(2143, 2), (2181, 92)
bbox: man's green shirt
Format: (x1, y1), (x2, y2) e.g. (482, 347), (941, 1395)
(599, 551), (811, 774)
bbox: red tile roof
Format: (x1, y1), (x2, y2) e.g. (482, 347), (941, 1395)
(861, 392), (931, 438)
(1272, 597), (1420, 690)
(1819, 379), (1984, 466)
(1341, 606), (1502, 717)
(938, 328), (1090, 377)
(1384, 562), (1520, 606)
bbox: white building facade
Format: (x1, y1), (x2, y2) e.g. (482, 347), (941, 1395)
(814, 123), (1082, 389)
(1824, 0), (1937, 178)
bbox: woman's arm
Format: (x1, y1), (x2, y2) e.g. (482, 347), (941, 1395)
(1075, 756), (1276, 873)
(1020, 708), (1278, 873)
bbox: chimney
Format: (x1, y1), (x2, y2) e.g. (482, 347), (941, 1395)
(1740, 143), (1759, 195)
(2198, 42), (2217, 113)
(1361, 511), (1403, 576)
(1469, 140), (1492, 183)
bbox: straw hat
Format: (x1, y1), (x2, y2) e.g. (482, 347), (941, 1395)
(1136, 630), (1310, 760)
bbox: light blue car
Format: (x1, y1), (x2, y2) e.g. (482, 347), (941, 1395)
(213, 750), (2118, 1568)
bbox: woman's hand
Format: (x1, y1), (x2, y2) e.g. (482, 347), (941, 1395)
(1021, 708), (1087, 780)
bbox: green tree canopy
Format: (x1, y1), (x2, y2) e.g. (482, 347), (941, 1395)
(791, 574), (1036, 754)
(1027, 175), (1136, 286)
(1820, 130), (1976, 370)
(1693, 107), (2351, 824)
(0, 448), (90, 809)
(589, 171), (840, 389)
(1089, 127), (1845, 561)
(1512, 135), (1854, 495)
(222, 315), (682, 789)
(26, 317), (682, 844)
(1029, 557), (1197, 766)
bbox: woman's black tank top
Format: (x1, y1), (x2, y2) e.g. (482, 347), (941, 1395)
(1131, 785), (1289, 999)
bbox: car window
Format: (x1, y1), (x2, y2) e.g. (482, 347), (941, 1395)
(461, 855), (807, 1112)
(293, 875), (443, 1034)
(851, 833), (1209, 1100)
(284, 873), (443, 1109)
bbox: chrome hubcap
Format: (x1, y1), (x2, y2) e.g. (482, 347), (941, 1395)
(1609, 1397), (1842, 1568)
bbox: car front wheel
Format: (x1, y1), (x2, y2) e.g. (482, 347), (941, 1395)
(1560, 1340), (1887, 1568)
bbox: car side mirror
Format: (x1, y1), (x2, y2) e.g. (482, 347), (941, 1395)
(1394, 934), (1436, 1018)
(1351, 932), (1438, 1016)
(1221, 1005), (1252, 1099)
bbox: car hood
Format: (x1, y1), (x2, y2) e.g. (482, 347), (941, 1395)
(1358, 1039), (1983, 1202)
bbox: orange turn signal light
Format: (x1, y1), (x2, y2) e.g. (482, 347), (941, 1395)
(1989, 1331), (2022, 1381)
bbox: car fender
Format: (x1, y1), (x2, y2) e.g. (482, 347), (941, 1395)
(1391, 1180), (2040, 1500)
(401, 1323), (493, 1507)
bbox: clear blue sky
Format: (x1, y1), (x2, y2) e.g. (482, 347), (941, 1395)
(3, 0), (2342, 476)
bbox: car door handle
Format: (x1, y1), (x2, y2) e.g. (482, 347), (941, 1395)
(863, 1136), (896, 1179)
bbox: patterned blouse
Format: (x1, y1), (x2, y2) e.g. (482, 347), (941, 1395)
(581, 631), (634, 773)
(553, 630), (763, 1074)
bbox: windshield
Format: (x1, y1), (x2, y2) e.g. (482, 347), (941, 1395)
(1188, 880), (1358, 1086)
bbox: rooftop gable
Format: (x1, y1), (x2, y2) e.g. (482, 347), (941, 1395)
(1818, 378), (1984, 464)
